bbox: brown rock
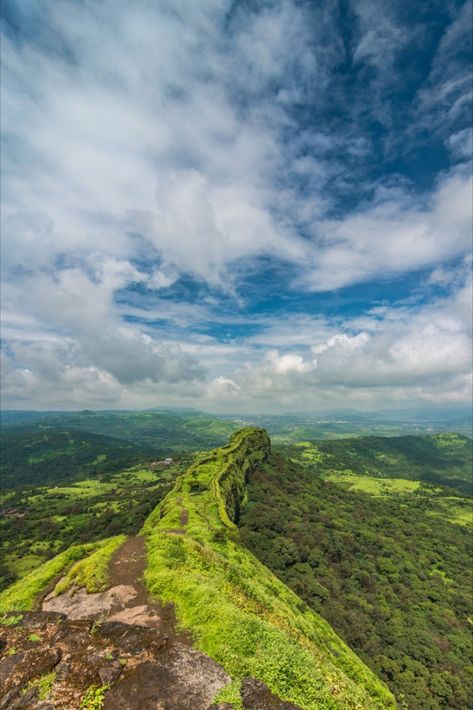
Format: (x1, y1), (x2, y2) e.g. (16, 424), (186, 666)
(98, 661), (122, 686)
(104, 644), (229, 710)
(241, 677), (301, 709)
(93, 621), (157, 652)
(1, 647), (61, 695)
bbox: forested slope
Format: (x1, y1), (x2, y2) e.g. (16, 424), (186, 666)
(240, 452), (473, 709)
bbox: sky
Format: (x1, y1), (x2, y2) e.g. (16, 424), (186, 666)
(1, 0), (472, 414)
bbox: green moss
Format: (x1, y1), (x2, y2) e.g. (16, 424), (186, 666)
(0, 612), (23, 625)
(142, 428), (395, 710)
(0, 543), (102, 611)
(53, 535), (126, 594)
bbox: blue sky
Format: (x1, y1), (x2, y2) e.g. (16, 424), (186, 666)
(1, 0), (472, 412)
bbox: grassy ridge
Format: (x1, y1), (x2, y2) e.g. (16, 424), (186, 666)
(53, 535), (126, 595)
(0, 542), (102, 611)
(142, 428), (395, 709)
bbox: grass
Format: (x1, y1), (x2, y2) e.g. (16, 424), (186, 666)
(53, 535), (127, 594)
(0, 612), (23, 626)
(113, 468), (159, 484)
(325, 473), (422, 496)
(213, 679), (243, 708)
(4, 552), (46, 578)
(45, 480), (116, 498)
(427, 499), (473, 527)
(0, 542), (102, 610)
(142, 428), (395, 710)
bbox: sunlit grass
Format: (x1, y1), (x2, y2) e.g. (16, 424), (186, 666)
(0, 542), (102, 610)
(325, 473), (422, 495)
(53, 535), (127, 594)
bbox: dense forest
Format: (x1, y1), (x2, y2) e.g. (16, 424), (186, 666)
(0, 427), (157, 488)
(0, 410), (238, 451)
(239, 453), (473, 709)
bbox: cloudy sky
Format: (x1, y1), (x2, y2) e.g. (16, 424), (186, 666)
(1, 0), (472, 413)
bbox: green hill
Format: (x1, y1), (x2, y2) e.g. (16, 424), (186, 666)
(0, 410), (239, 452)
(0, 426), (156, 488)
(240, 450), (473, 709)
(287, 432), (472, 496)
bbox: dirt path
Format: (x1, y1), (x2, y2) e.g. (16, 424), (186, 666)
(108, 535), (149, 605)
(107, 536), (191, 644)
(42, 535), (192, 646)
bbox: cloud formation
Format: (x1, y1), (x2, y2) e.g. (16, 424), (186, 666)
(1, 0), (471, 411)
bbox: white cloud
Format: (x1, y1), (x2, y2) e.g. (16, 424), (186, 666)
(1, 0), (471, 411)
(197, 272), (472, 412)
(301, 168), (472, 290)
(207, 376), (241, 401)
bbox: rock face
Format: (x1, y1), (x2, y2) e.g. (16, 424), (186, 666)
(0, 611), (229, 710)
(0, 612), (301, 709)
(240, 678), (301, 709)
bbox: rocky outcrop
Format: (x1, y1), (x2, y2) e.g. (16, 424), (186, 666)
(0, 611), (229, 710)
(0, 612), (302, 709)
(217, 428), (271, 524)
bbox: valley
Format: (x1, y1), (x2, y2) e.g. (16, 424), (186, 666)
(0, 410), (471, 709)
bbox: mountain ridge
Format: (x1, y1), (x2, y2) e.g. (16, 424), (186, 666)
(1, 428), (396, 709)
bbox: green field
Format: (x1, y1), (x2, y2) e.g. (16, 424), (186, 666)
(286, 434), (472, 496)
(324, 473), (423, 495)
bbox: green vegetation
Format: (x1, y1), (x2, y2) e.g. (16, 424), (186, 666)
(322, 473), (472, 526)
(0, 542), (103, 610)
(240, 453), (473, 709)
(286, 434), (472, 495)
(25, 671), (56, 700)
(324, 473), (423, 495)
(1, 410), (239, 456)
(0, 461), (181, 591)
(53, 535), (126, 594)
(213, 679), (243, 708)
(0, 426), (155, 488)
(0, 612), (23, 626)
(2, 412), (470, 708)
(80, 684), (109, 710)
(142, 428), (395, 709)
